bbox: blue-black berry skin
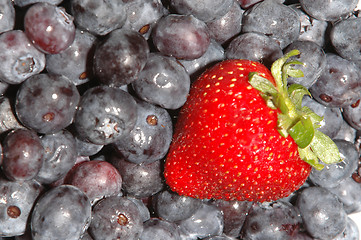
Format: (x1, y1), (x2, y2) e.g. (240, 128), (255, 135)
(89, 196), (144, 240)
(0, 97), (23, 134)
(296, 186), (347, 239)
(170, 0), (234, 22)
(152, 190), (202, 222)
(113, 99), (173, 164)
(152, 14), (210, 60)
(140, 218), (181, 240)
(13, 0), (63, 7)
(31, 185), (92, 240)
(242, 0), (300, 49)
(46, 29), (97, 86)
(330, 17), (361, 62)
(0, 30), (46, 85)
(178, 202), (224, 239)
(15, 73), (80, 134)
(0, 178), (43, 237)
(123, 0), (166, 40)
(93, 28), (149, 87)
(211, 199), (253, 238)
(35, 130), (77, 184)
(206, 1), (244, 45)
(300, 0), (358, 22)
(290, 4), (328, 47)
(132, 53), (190, 110)
(74, 86), (138, 145)
(302, 96), (343, 138)
(284, 40), (326, 89)
(179, 39), (225, 80)
(241, 201), (303, 239)
(309, 139), (359, 188)
(1, 128), (44, 181)
(0, 0), (15, 34)
(309, 53), (361, 108)
(110, 154), (164, 198)
(70, 0), (127, 36)
(225, 32), (283, 69)
(24, 2), (76, 54)
(327, 177), (361, 214)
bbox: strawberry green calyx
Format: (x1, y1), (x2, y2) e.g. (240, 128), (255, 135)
(249, 50), (341, 170)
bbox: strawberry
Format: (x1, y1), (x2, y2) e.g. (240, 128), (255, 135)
(164, 50), (340, 202)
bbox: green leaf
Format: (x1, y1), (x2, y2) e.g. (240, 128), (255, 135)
(260, 94), (277, 109)
(283, 64), (304, 78)
(301, 106), (323, 128)
(288, 84), (311, 109)
(249, 72), (278, 95)
(298, 147), (324, 170)
(288, 117), (314, 149)
(309, 130), (341, 165)
(277, 113), (294, 138)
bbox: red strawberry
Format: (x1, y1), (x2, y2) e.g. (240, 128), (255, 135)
(164, 50), (340, 202)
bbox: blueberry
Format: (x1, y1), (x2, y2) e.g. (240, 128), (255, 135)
(290, 4), (328, 47)
(64, 160), (122, 205)
(300, 0), (358, 22)
(342, 100), (361, 131)
(241, 200), (302, 239)
(75, 136), (104, 157)
(0, 97), (23, 134)
(333, 120), (357, 143)
(241, 0), (300, 49)
(31, 185), (92, 240)
(327, 177), (361, 214)
(110, 154), (164, 198)
(89, 196), (144, 240)
(35, 130), (78, 184)
(13, 0), (63, 7)
(333, 217), (360, 240)
(74, 86), (138, 145)
(24, 2), (76, 54)
(179, 39), (225, 80)
(0, 30), (46, 85)
(46, 29), (97, 86)
(170, 0), (234, 22)
(93, 28), (149, 87)
(140, 218), (181, 240)
(309, 53), (361, 108)
(225, 32), (283, 69)
(178, 202), (224, 239)
(123, 0), (166, 39)
(296, 186), (347, 239)
(1, 128), (44, 181)
(152, 190), (202, 222)
(301, 96), (343, 138)
(0, 0), (15, 34)
(70, 0), (127, 36)
(284, 40), (326, 89)
(206, 1), (244, 45)
(15, 73), (80, 134)
(132, 53), (190, 109)
(0, 178), (43, 237)
(127, 197), (151, 223)
(308, 139), (359, 188)
(152, 14), (210, 60)
(331, 17), (361, 61)
(210, 199), (253, 238)
(113, 99), (173, 164)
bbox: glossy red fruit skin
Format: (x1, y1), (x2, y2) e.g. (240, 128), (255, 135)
(164, 59), (312, 202)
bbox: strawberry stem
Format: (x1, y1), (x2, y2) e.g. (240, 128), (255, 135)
(249, 50), (341, 170)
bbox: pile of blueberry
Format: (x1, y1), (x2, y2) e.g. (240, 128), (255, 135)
(1, 0), (361, 239)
